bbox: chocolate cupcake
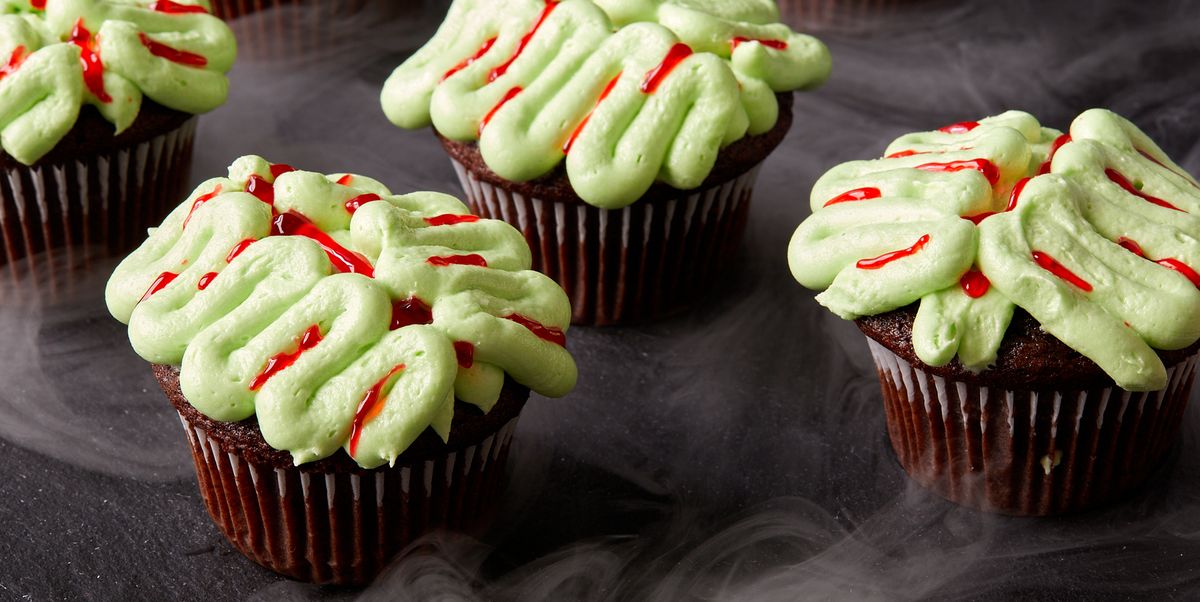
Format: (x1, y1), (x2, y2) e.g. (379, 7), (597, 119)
(105, 156), (577, 583)
(381, 0), (831, 325)
(789, 109), (1200, 515)
(0, 1), (235, 273)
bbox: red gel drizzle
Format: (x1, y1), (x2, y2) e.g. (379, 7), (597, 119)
(181, 184), (222, 229)
(730, 36), (788, 50)
(563, 72), (621, 154)
(70, 19), (111, 103)
(273, 211), (375, 276)
(488, 0), (557, 82)
(505, 313), (566, 346)
(336, 174), (354, 186)
(152, 0), (209, 13)
(390, 297), (433, 330)
(480, 86), (522, 131)
(964, 212), (995, 225)
(226, 238), (255, 263)
(343, 193), (381, 215)
(855, 234), (931, 270)
(1117, 236), (1145, 257)
(1138, 149), (1200, 190)
(197, 271), (217, 290)
(822, 186), (881, 208)
(916, 159), (999, 186)
(0, 45), (27, 82)
(1116, 237), (1200, 288)
(249, 325), (323, 391)
(1006, 176), (1031, 212)
(270, 163), (296, 178)
(427, 254), (488, 267)
(1105, 169), (1182, 211)
(937, 121), (980, 134)
(424, 214), (480, 226)
(1032, 251), (1092, 292)
(29, 0), (45, 9)
(245, 174), (275, 205)
(959, 269), (990, 298)
(640, 43), (692, 94)
(138, 32), (207, 67)
(348, 363), (406, 457)
(454, 341), (475, 368)
(885, 149), (925, 159)
(1037, 134), (1071, 175)
(443, 36), (496, 81)
(139, 271), (178, 302)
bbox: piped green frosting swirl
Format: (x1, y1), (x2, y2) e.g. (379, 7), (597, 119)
(0, 0), (235, 165)
(107, 156), (578, 468)
(788, 109), (1200, 391)
(381, 0), (829, 209)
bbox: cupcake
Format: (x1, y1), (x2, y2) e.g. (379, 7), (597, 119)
(381, 0), (831, 325)
(0, 0), (235, 271)
(105, 156), (577, 583)
(789, 109), (1200, 515)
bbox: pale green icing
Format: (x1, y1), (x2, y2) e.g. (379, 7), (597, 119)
(789, 109), (1200, 390)
(380, 0), (829, 209)
(107, 156), (577, 468)
(0, 0), (234, 165)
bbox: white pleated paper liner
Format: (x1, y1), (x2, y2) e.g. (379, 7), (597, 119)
(451, 159), (762, 326)
(866, 338), (1199, 516)
(0, 117), (197, 279)
(178, 410), (519, 585)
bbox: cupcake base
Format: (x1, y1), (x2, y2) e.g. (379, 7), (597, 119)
(866, 339), (1199, 516)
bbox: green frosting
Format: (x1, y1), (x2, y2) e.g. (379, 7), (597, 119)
(789, 109), (1200, 391)
(380, 0), (829, 209)
(106, 156), (578, 469)
(0, 0), (235, 165)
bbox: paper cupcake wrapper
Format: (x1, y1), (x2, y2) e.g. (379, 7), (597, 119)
(450, 159), (762, 325)
(866, 339), (1199, 515)
(0, 117), (197, 278)
(177, 412), (518, 585)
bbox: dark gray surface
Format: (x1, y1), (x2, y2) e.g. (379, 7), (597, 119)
(3, 1), (1200, 600)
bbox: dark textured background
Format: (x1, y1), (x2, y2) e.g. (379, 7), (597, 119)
(3, 1), (1200, 600)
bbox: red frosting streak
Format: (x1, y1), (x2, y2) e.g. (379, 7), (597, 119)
(29, 0), (45, 9)
(443, 36), (496, 81)
(139, 271), (178, 302)
(0, 45), (27, 82)
(480, 86), (522, 131)
(916, 159), (999, 186)
(454, 341), (475, 368)
(139, 32), (207, 67)
(1006, 176), (1031, 212)
(226, 238), (255, 263)
(151, 0), (209, 13)
(181, 184), (223, 229)
(197, 271), (217, 290)
(488, 0), (557, 82)
(424, 214), (480, 226)
(336, 174), (354, 186)
(249, 325), (323, 391)
(959, 269), (990, 298)
(390, 297), (433, 330)
(245, 174), (275, 205)
(823, 186), (881, 207)
(1105, 168), (1182, 211)
(343, 193), (381, 215)
(1117, 236), (1145, 257)
(640, 43), (692, 94)
(273, 211), (375, 276)
(937, 121), (980, 134)
(1117, 237), (1200, 288)
(505, 313), (566, 346)
(730, 36), (788, 50)
(1032, 251), (1092, 292)
(1138, 149), (1200, 189)
(1037, 134), (1071, 175)
(563, 72), (621, 154)
(964, 212), (995, 225)
(427, 254), (488, 267)
(270, 163), (296, 178)
(348, 363), (406, 457)
(885, 149), (924, 159)
(856, 234), (931, 270)
(70, 19), (111, 103)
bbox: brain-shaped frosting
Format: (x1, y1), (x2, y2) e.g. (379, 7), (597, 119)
(0, 0), (234, 164)
(789, 110), (1200, 391)
(381, 0), (829, 209)
(106, 156), (577, 468)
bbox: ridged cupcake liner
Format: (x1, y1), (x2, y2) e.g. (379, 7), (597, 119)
(0, 117), (197, 278)
(866, 339), (1199, 516)
(450, 159), (762, 325)
(177, 411), (519, 585)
